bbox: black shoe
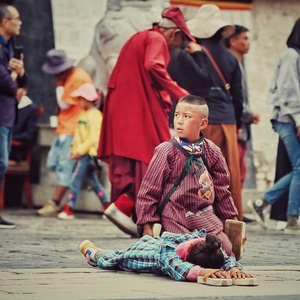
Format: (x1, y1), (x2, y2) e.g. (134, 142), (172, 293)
(0, 216), (16, 229)
(243, 216), (255, 223)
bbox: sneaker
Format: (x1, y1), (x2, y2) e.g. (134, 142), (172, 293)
(37, 200), (59, 217)
(57, 204), (75, 220)
(284, 216), (300, 234)
(275, 221), (287, 231)
(104, 203), (139, 237)
(78, 240), (100, 267)
(242, 216), (255, 224)
(246, 199), (269, 230)
(0, 216), (16, 229)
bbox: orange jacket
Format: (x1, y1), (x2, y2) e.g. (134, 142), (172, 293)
(56, 67), (93, 136)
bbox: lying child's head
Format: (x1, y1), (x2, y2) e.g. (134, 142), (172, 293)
(187, 233), (224, 268)
(174, 95), (209, 143)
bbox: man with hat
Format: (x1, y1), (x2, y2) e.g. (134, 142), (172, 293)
(168, 4), (244, 221)
(37, 49), (93, 217)
(98, 7), (193, 237)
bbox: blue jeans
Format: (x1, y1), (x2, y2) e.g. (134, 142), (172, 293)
(0, 126), (12, 188)
(264, 121), (300, 216)
(47, 135), (75, 187)
(67, 155), (109, 208)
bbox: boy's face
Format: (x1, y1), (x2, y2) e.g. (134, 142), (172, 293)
(174, 102), (208, 143)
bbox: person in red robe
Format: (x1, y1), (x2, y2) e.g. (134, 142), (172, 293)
(98, 7), (194, 237)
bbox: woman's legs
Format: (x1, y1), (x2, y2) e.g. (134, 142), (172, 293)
(265, 121), (300, 216)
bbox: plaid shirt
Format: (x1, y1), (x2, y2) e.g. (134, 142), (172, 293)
(97, 230), (241, 281)
(136, 138), (238, 229)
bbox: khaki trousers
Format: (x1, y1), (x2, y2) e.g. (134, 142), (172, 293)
(202, 124), (243, 221)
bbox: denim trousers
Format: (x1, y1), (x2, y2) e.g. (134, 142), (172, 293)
(67, 155), (109, 208)
(264, 121), (300, 216)
(46, 135), (75, 187)
(0, 126), (12, 188)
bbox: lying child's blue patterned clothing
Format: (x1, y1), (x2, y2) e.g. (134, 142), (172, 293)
(96, 229), (242, 281)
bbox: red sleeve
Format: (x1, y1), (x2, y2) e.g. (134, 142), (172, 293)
(143, 34), (188, 101)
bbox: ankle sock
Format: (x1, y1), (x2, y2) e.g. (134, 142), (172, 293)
(85, 248), (97, 261)
(52, 199), (60, 206)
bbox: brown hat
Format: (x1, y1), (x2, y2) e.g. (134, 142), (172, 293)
(42, 49), (75, 75)
(162, 7), (195, 42)
(187, 4), (235, 39)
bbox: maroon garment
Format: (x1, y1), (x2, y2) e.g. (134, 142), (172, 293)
(98, 26), (188, 166)
(136, 138), (238, 232)
(109, 155), (148, 203)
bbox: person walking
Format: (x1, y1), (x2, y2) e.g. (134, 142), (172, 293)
(98, 7), (194, 237)
(57, 83), (110, 219)
(0, 4), (27, 228)
(224, 25), (260, 188)
(168, 4), (244, 221)
(247, 18), (300, 234)
(37, 49), (93, 217)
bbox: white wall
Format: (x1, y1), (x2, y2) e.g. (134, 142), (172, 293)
(51, 0), (107, 62)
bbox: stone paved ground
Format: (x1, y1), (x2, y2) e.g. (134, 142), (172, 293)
(1, 209), (299, 268)
(0, 209), (299, 299)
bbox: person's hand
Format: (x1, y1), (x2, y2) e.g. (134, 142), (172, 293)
(297, 126), (300, 139)
(142, 223), (153, 237)
(10, 71), (18, 81)
(236, 128), (242, 138)
(229, 268), (252, 279)
(185, 42), (202, 54)
(199, 268), (230, 279)
(8, 55), (25, 77)
(71, 153), (81, 160)
(251, 112), (260, 124)
(68, 150), (73, 159)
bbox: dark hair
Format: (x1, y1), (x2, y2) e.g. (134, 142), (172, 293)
(178, 95), (207, 106)
(187, 234), (225, 268)
(224, 24), (249, 48)
(286, 18), (300, 49)
(0, 4), (11, 23)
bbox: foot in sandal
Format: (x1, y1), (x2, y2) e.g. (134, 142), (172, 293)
(197, 269), (232, 286)
(229, 268), (259, 286)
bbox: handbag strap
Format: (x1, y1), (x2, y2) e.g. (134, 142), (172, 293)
(201, 45), (231, 95)
(156, 140), (190, 216)
(156, 139), (211, 215)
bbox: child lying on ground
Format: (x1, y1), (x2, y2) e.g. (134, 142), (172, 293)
(78, 229), (258, 286)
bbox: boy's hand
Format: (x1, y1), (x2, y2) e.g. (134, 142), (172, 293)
(143, 223), (153, 237)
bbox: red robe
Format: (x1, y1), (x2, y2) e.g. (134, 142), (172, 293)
(98, 26), (188, 165)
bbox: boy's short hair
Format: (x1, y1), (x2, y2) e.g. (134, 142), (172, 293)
(178, 95), (209, 117)
(178, 95), (207, 106)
